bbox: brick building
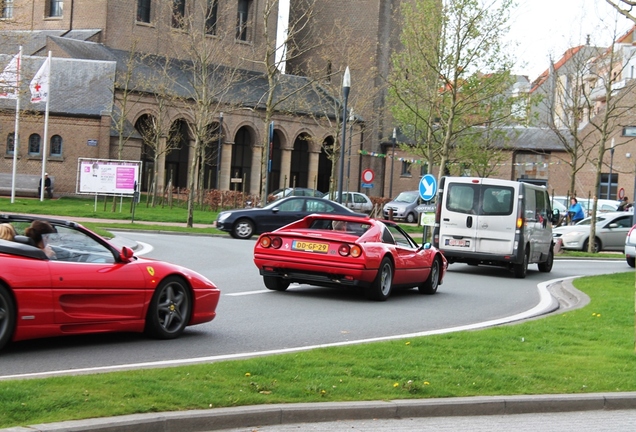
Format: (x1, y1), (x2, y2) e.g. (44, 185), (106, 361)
(0, 0), (372, 198)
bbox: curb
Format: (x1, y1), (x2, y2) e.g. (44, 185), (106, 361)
(4, 392), (636, 432)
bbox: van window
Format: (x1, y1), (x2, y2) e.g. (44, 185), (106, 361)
(447, 183), (514, 216)
(481, 187), (513, 216)
(534, 190), (549, 225)
(447, 184), (477, 214)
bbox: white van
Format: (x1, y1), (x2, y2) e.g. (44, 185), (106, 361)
(432, 177), (559, 278)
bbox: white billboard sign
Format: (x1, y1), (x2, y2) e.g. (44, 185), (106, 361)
(77, 158), (141, 195)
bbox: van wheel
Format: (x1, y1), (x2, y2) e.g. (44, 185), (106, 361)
(366, 257), (393, 301)
(538, 248), (554, 273)
(406, 213), (416, 223)
(513, 248), (529, 279)
(627, 257), (635, 268)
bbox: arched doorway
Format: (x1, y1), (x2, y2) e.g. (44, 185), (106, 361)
(268, 130), (283, 194)
(318, 136), (334, 193)
(290, 133), (310, 188)
(231, 126), (253, 193)
(135, 114), (157, 193)
(166, 119), (190, 189)
(202, 121), (222, 190)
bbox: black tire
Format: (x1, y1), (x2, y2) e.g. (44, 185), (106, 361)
(418, 257), (441, 295)
(537, 247), (554, 273)
(145, 276), (192, 339)
(366, 257), (393, 301)
(582, 238), (601, 253)
(406, 212), (416, 223)
(627, 257), (635, 268)
(264, 276), (290, 291)
(233, 218), (255, 239)
(0, 285), (16, 351)
(513, 247), (529, 279)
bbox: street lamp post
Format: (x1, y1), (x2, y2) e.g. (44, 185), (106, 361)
(607, 137), (615, 199)
(389, 128), (396, 198)
(216, 112), (223, 190)
(347, 109), (354, 189)
(337, 66), (350, 204)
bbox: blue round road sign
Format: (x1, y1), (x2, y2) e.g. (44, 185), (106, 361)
(419, 174), (437, 201)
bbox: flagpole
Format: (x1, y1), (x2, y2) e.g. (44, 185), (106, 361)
(10, 46), (22, 204)
(39, 51), (51, 201)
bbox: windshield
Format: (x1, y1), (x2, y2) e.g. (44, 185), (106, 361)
(394, 191), (418, 203)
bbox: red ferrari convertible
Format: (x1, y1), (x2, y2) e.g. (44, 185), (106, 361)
(0, 214), (220, 351)
(253, 214), (447, 301)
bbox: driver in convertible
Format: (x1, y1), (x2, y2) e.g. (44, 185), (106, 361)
(25, 220), (57, 259)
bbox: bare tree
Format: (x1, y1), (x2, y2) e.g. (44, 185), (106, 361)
(241, 0), (324, 205)
(606, 0), (636, 22)
(299, 20), (380, 197)
(578, 29), (636, 251)
(531, 46), (603, 196)
(165, 1), (244, 227)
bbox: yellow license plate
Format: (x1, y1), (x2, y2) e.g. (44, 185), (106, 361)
(292, 240), (329, 253)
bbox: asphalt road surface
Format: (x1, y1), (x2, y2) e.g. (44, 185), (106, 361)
(0, 233), (628, 379)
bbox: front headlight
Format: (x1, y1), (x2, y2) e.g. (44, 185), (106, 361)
(218, 212), (232, 222)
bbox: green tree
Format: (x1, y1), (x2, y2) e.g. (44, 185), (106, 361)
(389, 0), (517, 181)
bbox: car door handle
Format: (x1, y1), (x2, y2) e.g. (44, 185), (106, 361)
(466, 216), (473, 228)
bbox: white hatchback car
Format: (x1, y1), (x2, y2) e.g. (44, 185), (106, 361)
(330, 191), (373, 214)
(553, 212), (633, 253)
(625, 223), (636, 267)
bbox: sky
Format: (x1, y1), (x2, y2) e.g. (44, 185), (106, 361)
(508, 0), (634, 80)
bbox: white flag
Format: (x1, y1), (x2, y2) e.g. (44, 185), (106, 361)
(0, 53), (21, 99)
(30, 57), (50, 103)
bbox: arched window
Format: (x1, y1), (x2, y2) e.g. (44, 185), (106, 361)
(6, 133), (14, 155)
(50, 135), (62, 156)
(28, 134), (41, 156)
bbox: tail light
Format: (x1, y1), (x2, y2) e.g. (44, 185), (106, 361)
(338, 244), (362, 257)
(271, 237), (283, 249)
(259, 236), (271, 248)
(259, 236), (283, 249)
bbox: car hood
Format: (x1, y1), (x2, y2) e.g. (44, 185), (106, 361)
(553, 225), (591, 234)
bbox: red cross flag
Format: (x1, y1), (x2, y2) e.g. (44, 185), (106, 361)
(30, 56), (50, 103)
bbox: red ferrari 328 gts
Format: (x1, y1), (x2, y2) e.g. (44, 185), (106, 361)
(0, 214), (220, 351)
(253, 214), (447, 301)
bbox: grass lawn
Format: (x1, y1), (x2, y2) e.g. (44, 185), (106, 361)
(0, 272), (635, 428)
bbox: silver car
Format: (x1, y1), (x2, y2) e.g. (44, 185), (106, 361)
(383, 190), (422, 223)
(330, 191), (373, 214)
(625, 223), (636, 267)
(553, 212), (633, 253)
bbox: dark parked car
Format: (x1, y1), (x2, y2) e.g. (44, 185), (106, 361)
(215, 196), (366, 239)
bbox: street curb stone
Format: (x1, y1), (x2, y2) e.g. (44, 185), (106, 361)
(4, 393), (636, 432)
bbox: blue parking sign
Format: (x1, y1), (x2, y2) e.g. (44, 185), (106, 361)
(419, 174), (437, 201)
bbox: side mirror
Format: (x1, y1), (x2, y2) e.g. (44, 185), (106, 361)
(119, 246), (135, 262)
(421, 242), (432, 250)
(552, 209), (560, 224)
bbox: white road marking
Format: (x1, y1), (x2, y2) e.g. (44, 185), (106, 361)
(0, 277), (570, 381)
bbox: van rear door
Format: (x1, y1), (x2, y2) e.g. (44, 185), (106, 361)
(439, 178), (517, 256)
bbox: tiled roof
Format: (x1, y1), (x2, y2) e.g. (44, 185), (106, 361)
(0, 53), (115, 117)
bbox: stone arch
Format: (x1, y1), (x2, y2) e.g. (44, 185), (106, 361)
(230, 125), (255, 193)
(318, 135), (335, 193)
(134, 113), (158, 192)
(165, 118), (191, 189)
(290, 132), (312, 188)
